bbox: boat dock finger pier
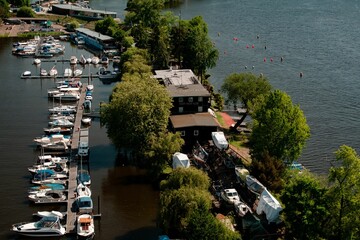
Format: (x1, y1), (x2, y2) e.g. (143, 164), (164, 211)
(65, 83), (87, 234)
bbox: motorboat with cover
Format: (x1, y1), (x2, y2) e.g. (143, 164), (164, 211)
(28, 161), (68, 175)
(11, 216), (66, 237)
(28, 190), (67, 203)
(29, 183), (66, 193)
(77, 169), (91, 186)
(44, 126), (72, 135)
(33, 134), (71, 146)
(76, 196), (93, 214)
(77, 214), (95, 239)
(33, 210), (66, 219)
(77, 182), (92, 197)
(48, 119), (74, 128)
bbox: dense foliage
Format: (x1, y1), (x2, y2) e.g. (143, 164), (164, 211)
(16, 6), (34, 17)
(0, 0), (10, 19)
(101, 76), (172, 156)
(250, 90), (310, 162)
(159, 168), (240, 239)
(281, 171), (329, 239)
(221, 72), (272, 128)
(327, 145), (360, 239)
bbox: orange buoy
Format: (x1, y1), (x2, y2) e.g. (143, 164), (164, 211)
(263, 57), (267, 62)
(252, 44), (255, 48)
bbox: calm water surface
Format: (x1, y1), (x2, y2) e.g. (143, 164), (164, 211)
(0, 39), (159, 239)
(91, 0), (360, 173)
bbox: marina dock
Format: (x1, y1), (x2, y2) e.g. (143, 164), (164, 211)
(66, 83), (87, 234)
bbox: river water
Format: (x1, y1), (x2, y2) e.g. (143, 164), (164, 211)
(1, 0), (360, 239)
(90, 0), (360, 173)
(0, 39), (159, 239)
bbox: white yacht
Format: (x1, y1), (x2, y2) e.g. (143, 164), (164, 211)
(11, 216), (66, 237)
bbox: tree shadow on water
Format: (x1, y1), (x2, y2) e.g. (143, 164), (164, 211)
(113, 226), (160, 240)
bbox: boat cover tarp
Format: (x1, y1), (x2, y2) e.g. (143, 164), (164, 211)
(256, 189), (282, 223)
(235, 166), (250, 182)
(211, 132), (229, 150)
(172, 152), (190, 169)
(246, 175), (265, 195)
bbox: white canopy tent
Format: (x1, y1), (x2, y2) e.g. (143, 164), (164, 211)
(256, 189), (283, 223)
(211, 132), (229, 150)
(172, 152), (190, 169)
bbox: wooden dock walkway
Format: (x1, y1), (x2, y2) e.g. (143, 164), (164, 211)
(21, 74), (99, 79)
(65, 84), (87, 234)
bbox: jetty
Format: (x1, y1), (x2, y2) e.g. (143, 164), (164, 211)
(65, 83), (86, 234)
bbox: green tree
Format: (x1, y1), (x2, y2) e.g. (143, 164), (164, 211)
(327, 145), (360, 239)
(0, 0), (10, 19)
(101, 77), (172, 157)
(280, 171), (329, 239)
(185, 209), (240, 240)
(250, 90), (310, 162)
(159, 187), (212, 235)
(95, 17), (119, 36)
(177, 16), (219, 81)
(221, 72), (272, 129)
(160, 167), (210, 191)
(124, 0), (164, 48)
(251, 151), (286, 193)
(118, 47), (150, 79)
(8, 0), (29, 7)
(16, 6), (34, 17)
(145, 132), (184, 178)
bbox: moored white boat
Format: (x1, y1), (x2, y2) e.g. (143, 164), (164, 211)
(11, 216), (66, 237)
(81, 117), (92, 125)
(91, 56), (99, 64)
(33, 211), (66, 219)
(79, 54), (87, 65)
(40, 68), (48, 76)
(74, 68), (83, 77)
(70, 55), (78, 65)
(64, 68), (72, 77)
(77, 182), (92, 197)
(33, 58), (41, 65)
(76, 196), (93, 214)
(49, 66), (58, 77)
(86, 84), (94, 91)
(28, 190), (67, 203)
(44, 126), (72, 135)
(77, 214), (95, 239)
(22, 70), (31, 77)
(48, 119), (74, 128)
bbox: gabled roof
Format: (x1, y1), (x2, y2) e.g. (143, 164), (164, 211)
(170, 112), (218, 128)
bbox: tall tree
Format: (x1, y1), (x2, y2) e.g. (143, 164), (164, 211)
(327, 145), (360, 239)
(101, 77), (172, 156)
(145, 132), (184, 177)
(280, 171), (329, 239)
(221, 72), (272, 129)
(249, 90), (310, 162)
(179, 16), (219, 81)
(160, 167), (210, 191)
(0, 0), (10, 19)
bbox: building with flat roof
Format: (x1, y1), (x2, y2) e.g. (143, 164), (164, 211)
(154, 69), (211, 115)
(51, 4), (117, 21)
(74, 27), (116, 50)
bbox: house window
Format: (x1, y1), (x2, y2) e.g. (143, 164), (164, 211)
(188, 97), (193, 103)
(181, 131), (186, 136)
(194, 130), (199, 136)
(198, 106), (203, 112)
(179, 107), (184, 113)
(178, 97), (183, 103)
(198, 96), (203, 102)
